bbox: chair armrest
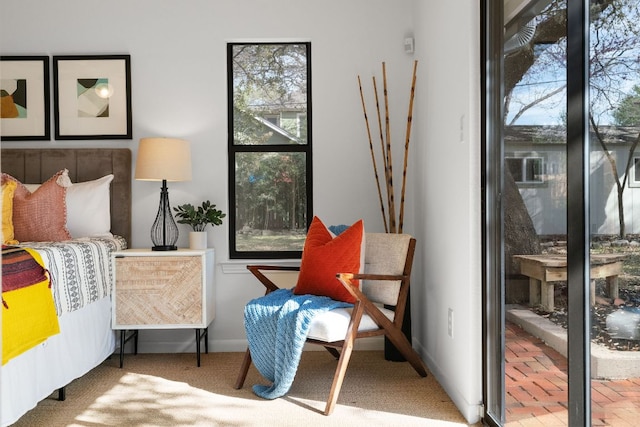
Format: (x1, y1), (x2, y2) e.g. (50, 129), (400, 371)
(336, 273), (408, 331)
(336, 272), (408, 304)
(247, 265), (300, 272)
(336, 273), (398, 323)
(247, 265), (301, 293)
(337, 272), (407, 282)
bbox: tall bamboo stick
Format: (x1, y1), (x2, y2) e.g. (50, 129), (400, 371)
(372, 76), (388, 183)
(372, 75), (390, 231)
(382, 62), (396, 233)
(398, 60), (418, 233)
(358, 75), (388, 233)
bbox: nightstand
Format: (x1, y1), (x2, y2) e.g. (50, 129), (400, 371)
(112, 248), (215, 367)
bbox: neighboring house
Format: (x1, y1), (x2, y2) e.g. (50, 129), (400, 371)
(505, 125), (640, 236)
(253, 113), (303, 144)
(234, 107), (304, 145)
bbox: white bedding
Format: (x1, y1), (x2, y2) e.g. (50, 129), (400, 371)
(1, 236), (126, 427)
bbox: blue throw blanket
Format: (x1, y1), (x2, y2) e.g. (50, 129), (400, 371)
(244, 288), (352, 399)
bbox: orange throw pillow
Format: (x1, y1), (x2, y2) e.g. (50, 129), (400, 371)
(2, 170), (71, 242)
(294, 216), (364, 303)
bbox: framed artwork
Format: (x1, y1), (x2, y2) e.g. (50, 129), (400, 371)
(0, 56), (51, 141)
(53, 55), (132, 140)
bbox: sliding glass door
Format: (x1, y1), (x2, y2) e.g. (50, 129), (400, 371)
(484, 0), (640, 425)
(483, 0), (572, 423)
(587, 1), (640, 425)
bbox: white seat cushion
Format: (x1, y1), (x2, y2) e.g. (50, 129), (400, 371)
(307, 306), (395, 342)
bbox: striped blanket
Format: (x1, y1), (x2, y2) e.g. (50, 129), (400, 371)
(22, 236), (126, 315)
(2, 246), (60, 365)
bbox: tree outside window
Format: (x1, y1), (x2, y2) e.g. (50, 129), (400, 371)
(227, 42), (312, 259)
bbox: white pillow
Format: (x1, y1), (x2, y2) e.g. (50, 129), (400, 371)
(66, 174), (114, 238)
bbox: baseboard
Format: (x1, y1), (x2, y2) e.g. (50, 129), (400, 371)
(414, 338), (482, 424)
(123, 336), (385, 354)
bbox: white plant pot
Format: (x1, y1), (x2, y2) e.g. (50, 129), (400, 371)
(189, 231), (208, 250)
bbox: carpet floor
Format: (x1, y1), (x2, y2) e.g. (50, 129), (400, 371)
(12, 350), (474, 426)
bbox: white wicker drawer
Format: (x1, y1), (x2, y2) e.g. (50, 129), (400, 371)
(112, 249), (215, 329)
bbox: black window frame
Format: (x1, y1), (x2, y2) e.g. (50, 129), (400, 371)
(227, 41), (313, 260)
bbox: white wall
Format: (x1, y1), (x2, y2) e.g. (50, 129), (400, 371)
(411, 1), (483, 423)
(1, 0), (482, 423)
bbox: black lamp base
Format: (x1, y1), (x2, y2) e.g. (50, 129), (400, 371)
(152, 245), (178, 251)
(150, 179), (179, 251)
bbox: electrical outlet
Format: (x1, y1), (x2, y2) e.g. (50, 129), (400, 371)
(448, 308), (454, 338)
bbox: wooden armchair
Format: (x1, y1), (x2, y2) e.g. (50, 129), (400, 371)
(235, 233), (427, 415)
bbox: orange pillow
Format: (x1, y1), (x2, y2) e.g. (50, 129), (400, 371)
(294, 216), (364, 303)
(2, 171), (72, 242)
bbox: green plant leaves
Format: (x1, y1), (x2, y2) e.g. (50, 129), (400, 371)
(173, 200), (226, 232)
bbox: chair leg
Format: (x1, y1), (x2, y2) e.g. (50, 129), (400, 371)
(234, 348), (252, 389)
(359, 298), (428, 378)
(324, 342), (355, 415)
(324, 346), (341, 360)
(324, 301), (364, 415)
(384, 327), (428, 377)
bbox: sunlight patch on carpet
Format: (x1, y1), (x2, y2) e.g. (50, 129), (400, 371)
(73, 372), (264, 426)
(284, 396), (473, 426)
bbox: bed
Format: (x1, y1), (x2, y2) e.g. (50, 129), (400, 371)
(1, 148), (131, 427)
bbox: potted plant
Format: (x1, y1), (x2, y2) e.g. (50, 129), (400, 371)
(173, 200), (225, 249)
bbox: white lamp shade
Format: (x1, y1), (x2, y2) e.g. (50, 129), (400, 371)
(135, 137), (192, 182)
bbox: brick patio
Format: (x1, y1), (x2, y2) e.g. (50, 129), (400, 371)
(506, 321), (640, 426)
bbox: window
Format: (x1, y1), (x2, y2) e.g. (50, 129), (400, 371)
(505, 156), (544, 184)
(630, 157), (640, 187)
(227, 42), (312, 259)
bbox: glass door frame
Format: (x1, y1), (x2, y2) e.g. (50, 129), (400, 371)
(565, 1), (591, 425)
(482, 0), (591, 425)
(481, 0), (505, 425)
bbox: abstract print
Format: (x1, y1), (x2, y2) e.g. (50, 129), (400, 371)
(77, 78), (110, 118)
(0, 79), (27, 118)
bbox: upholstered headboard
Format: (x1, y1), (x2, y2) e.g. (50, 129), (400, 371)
(1, 148), (132, 243)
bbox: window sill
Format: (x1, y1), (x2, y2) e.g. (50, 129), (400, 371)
(220, 260), (301, 274)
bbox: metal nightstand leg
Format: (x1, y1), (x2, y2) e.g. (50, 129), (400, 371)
(195, 327), (209, 367)
(119, 329), (139, 368)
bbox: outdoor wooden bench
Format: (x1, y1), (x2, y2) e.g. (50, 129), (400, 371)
(513, 253), (625, 312)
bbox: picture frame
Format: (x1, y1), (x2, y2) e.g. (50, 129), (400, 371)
(0, 56), (51, 141)
(53, 55), (132, 140)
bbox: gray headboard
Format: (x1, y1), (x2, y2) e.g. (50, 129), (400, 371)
(1, 148), (132, 243)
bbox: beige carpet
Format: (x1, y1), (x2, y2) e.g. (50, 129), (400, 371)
(13, 351), (474, 426)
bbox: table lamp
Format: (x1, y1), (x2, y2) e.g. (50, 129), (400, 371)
(135, 137), (192, 250)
